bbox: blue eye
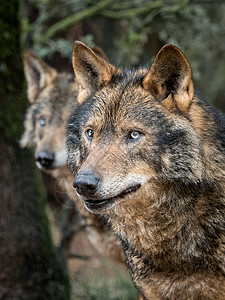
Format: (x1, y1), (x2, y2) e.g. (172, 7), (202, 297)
(38, 116), (46, 127)
(127, 130), (143, 142)
(129, 131), (139, 139)
(86, 129), (94, 140)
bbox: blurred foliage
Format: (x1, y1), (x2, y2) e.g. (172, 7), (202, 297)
(20, 0), (225, 107)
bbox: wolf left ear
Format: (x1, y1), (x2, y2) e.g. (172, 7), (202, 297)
(23, 51), (57, 103)
(91, 45), (109, 62)
(143, 45), (194, 111)
(72, 41), (115, 104)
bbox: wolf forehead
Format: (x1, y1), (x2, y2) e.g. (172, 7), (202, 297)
(40, 73), (76, 105)
(68, 68), (190, 134)
(32, 74), (76, 113)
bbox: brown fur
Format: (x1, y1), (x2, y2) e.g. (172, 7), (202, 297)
(21, 50), (124, 263)
(67, 42), (225, 299)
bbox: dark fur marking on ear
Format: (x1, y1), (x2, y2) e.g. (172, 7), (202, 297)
(162, 73), (180, 94)
(84, 61), (98, 81)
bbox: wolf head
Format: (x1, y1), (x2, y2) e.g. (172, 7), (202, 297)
(67, 42), (213, 213)
(20, 51), (79, 171)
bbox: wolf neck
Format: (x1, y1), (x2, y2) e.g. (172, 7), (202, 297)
(107, 181), (225, 266)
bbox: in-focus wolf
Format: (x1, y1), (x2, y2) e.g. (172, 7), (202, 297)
(67, 41), (225, 300)
(21, 51), (124, 262)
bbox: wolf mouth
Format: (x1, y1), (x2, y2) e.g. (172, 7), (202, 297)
(36, 161), (56, 170)
(84, 184), (141, 211)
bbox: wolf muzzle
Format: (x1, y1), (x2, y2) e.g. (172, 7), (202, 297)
(73, 170), (142, 212)
(73, 171), (100, 197)
(36, 150), (55, 169)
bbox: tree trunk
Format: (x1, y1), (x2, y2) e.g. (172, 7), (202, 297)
(0, 1), (71, 299)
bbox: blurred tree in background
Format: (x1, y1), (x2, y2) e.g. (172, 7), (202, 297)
(20, 0), (225, 109)
(0, 1), (70, 299)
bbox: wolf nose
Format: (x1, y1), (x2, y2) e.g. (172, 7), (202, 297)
(36, 150), (55, 168)
(73, 171), (99, 197)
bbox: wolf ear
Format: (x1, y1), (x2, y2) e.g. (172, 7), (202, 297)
(72, 41), (115, 104)
(143, 45), (194, 111)
(91, 45), (109, 62)
(23, 51), (57, 103)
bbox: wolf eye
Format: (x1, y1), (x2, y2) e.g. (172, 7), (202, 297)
(128, 130), (141, 140)
(38, 116), (46, 127)
(86, 129), (94, 140)
(127, 130), (144, 143)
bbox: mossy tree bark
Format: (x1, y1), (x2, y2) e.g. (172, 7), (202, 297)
(0, 1), (71, 299)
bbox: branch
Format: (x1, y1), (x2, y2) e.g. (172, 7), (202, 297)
(101, 1), (162, 19)
(41, 0), (162, 42)
(45, 0), (112, 40)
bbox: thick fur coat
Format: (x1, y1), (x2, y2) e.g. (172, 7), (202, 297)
(67, 42), (225, 299)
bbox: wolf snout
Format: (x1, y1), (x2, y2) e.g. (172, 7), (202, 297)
(36, 150), (55, 168)
(73, 171), (100, 197)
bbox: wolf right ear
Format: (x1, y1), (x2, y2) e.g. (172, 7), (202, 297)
(72, 41), (115, 104)
(23, 51), (57, 102)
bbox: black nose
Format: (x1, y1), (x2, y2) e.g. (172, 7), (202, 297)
(73, 171), (99, 197)
(36, 150), (55, 168)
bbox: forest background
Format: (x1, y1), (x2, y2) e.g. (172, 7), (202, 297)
(0, 0), (225, 299)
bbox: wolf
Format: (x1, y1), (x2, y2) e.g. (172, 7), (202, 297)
(21, 50), (124, 262)
(67, 41), (225, 300)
